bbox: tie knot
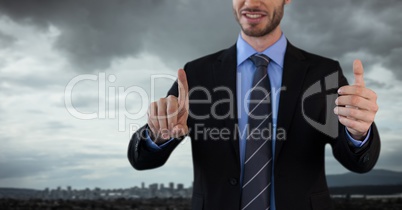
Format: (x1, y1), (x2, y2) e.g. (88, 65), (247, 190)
(249, 54), (270, 68)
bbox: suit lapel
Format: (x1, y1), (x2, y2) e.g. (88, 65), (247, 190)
(210, 42), (309, 165)
(212, 44), (240, 162)
(275, 42), (309, 163)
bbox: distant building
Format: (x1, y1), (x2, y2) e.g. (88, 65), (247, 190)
(169, 182), (174, 190)
(0, 181), (193, 200)
(177, 184), (184, 191)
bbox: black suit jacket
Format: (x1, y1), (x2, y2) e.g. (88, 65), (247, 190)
(128, 42), (381, 210)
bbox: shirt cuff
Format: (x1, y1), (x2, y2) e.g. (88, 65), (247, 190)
(345, 127), (371, 148)
(144, 128), (174, 152)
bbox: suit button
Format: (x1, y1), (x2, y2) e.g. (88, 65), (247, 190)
(363, 153), (370, 163)
(229, 178), (238, 186)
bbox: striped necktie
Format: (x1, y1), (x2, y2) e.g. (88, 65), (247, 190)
(241, 54), (273, 210)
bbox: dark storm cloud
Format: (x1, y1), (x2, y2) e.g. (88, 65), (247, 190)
(387, 48), (402, 80)
(0, 0), (160, 71)
(0, 0), (238, 72)
(365, 78), (392, 90)
(0, 30), (15, 48)
(0, 0), (400, 78)
(283, 0), (402, 78)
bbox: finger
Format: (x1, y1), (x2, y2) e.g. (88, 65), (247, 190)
(335, 95), (378, 112)
(148, 102), (159, 120)
(166, 95), (179, 131)
(338, 85), (377, 101)
(338, 115), (370, 135)
(177, 69), (189, 109)
(353, 59), (365, 87)
(157, 98), (169, 139)
(147, 117), (158, 139)
(147, 102), (160, 136)
(334, 106), (375, 123)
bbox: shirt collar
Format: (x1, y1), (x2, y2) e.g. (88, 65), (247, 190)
(236, 33), (287, 68)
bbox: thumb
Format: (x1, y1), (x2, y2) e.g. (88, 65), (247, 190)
(353, 59), (365, 87)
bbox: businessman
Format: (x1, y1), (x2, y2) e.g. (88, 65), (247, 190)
(128, 0), (381, 209)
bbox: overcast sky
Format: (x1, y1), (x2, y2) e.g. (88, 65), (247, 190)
(0, 0), (401, 190)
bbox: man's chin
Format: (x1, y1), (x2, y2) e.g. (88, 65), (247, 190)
(242, 28), (269, 37)
(241, 22), (281, 38)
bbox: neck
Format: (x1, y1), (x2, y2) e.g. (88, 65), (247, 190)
(241, 26), (283, 52)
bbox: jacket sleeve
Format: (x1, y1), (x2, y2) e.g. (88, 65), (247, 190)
(127, 72), (183, 170)
(332, 123), (381, 173)
(127, 124), (182, 170)
(330, 62), (381, 173)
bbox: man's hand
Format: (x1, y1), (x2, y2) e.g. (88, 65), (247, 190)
(334, 60), (379, 140)
(147, 69), (189, 144)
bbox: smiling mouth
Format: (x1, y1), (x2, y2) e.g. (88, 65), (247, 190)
(245, 14), (263, 19)
(241, 9), (267, 20)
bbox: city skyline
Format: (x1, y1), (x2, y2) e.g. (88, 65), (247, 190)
(0, 181), (193, 200)
(1, 0), (402, 190)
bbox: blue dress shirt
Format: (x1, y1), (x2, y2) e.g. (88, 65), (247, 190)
(144, 32), (370, 210)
